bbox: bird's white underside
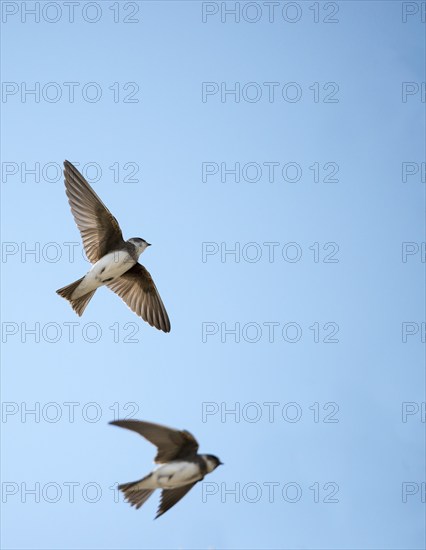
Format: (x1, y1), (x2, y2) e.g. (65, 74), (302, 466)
(71, 251), (136, 299)
(134, 462), (202, 490)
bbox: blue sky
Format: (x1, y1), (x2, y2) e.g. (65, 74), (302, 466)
(1, 1), (425, 549)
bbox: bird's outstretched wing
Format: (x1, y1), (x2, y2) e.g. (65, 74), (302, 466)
(110, 420), (199, 462)
(156, 484), (197, 519)
(106, 263), (171, 333)
(63, 160), (125, 263)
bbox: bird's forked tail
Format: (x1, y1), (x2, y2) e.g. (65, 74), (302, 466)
(118, 479), (155, 510)
(56, 277), (95, 316)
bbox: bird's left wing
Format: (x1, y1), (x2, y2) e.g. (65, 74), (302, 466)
(109, 420), (199, 462)
(63, 160), (125, 263)
(155, 483), (197, 519)
(106, 263), (171, 332)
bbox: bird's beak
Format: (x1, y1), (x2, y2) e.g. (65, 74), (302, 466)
(219, 461), (224, 466)
(147, 243), (152, 246)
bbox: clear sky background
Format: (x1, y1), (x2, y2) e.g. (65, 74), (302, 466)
(1, 1), (425, 549)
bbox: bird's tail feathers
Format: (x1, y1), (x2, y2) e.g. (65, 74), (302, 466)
(118, 478), (155, 510)
(56, 278), (95, 316)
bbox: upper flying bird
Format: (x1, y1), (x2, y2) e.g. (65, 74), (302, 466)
(56, 161), (170, 332)
(110, 419), (223, 518)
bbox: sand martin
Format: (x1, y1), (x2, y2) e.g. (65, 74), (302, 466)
(56, 161), (170, 332)
(110, 419), (223, 518)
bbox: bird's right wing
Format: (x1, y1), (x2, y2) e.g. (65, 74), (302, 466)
(110, 420), (199, 462)
(63, 160), (125, 263)
(156, 483), (197, 519)
(106, 263), (171, 333)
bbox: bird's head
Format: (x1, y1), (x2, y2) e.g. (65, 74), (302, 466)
(203, 454), (224, 473)
(128, 237), (151, 256)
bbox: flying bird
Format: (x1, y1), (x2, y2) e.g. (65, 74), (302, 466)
(56, 161), (170, 332)
(110, 419), (223, 518)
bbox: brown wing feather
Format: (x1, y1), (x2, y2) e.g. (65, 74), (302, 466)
(109, 420), (199, 462)
(106, 263), (171, 333)
(63, 160), (125, 263)
(155, 484), (196, 519)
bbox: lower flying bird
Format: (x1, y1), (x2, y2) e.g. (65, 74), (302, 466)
(56, 161), (170, 332)
(110, 419), (223, 518)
